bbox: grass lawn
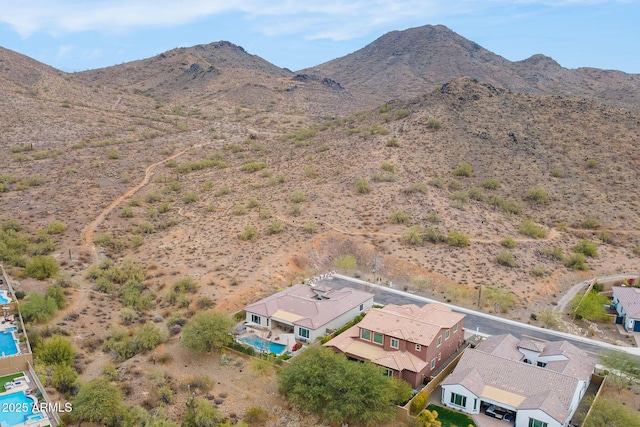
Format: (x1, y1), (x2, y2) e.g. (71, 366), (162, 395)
(0, 372), (25, 392)
(427, 404), (477, 427)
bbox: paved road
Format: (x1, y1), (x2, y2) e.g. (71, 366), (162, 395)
(319, 274), (640, 359)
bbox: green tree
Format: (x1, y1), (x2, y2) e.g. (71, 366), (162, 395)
(414, 409), (442, 427)
(570, 290), (609, 321)
(25, 255), (59, 279)
(20, 293), (58, 323)
(72, 378), (125, 426)
(410, 390), (429, 415)
(133, 322), (168, 352)
(46, 284), (66, 308)
(38, 335), (75, 366)
(52, 363), (78, 394)
(278, 346), (408, 426)
(183, 398), (222, 427)
(181, 311), (234, 352)
(584, 397), (640, 427)
(599, 351), (640, 393)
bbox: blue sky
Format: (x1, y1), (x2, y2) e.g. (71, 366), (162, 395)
(0, 1), (638, 74)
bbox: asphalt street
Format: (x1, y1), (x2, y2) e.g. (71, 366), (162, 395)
(319, 274), (640, 359)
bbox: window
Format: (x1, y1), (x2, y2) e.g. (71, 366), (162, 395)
(437, 335), (442, 347)
(361, 329), (371, 341)
(445, 329), (450, 340)
(299, 327), (310, 339)
(450, 392), (466, 408)
(390, 338), (399, 349)
(384, 369), (393, 377)
(537, 361), (547, 368)
(251, 314), (261, 324)
(453, 323), (458, 333)
(415, 344), (421, 351)
(359, 303), (364, 311)
(473, 398), (477, 410)
(266, 318), (270, 327)
(430, 359), (436, 369)
(373, 332), (383, 345)
(528, 419), (548, 427)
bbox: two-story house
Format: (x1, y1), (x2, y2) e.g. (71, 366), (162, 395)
(324, 303), (465, 388)
(441, 334), (596, 427)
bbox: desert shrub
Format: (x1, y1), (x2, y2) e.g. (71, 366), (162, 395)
(424, 226), (446, 244)
(410, 390), (429, 416)
(132, 322), (167, 352)
(532, 265), (546, 276)
(490, 196), (521, 215)
(233, 204), (247, 215)
(305, 165), (319, 178)
(290, 204), (302, 216)
(581, 216), (600, 229)
(355, 177), (371, 194)
(183, 192), (199, 203)
(46, 220), (67, 234)
(586, 159), (598, 169)
(181, 311), (234, 352)
(390, 211), (411, 224)
(403, 226), (424, 246)
(406, 182), (428, 194)
(447, 230), (469, 247)
(426, 118), (441, 131)
(245, 407), (269, 424)
(214, 185), (231, 197)
(550, 167), (564, 178)
(501, 237), (516, 249)
(519, 219), (548, 238)
(38, 335), (75, 366)
(269, 174), (286, 186)
(291, 190), (307, 203)
(453, 162), (472, 177)
(448, 180), (463, 191)
(240, 226), (258, 241)
(46, 285), (66, 309)
(173, 277), (199, 293)
(450, 190), (469, 204)
(120, 207), (134, 218)
(203, 180), (214, 191)
(166, 180), (181, 192)
(137, 221), (155, 234)
(25, 255), (59, 279)
(145, 191), (163, 203)
(429, 176), (445, 188)
(496, 250), (517, 267)
(157, 385), (174, 404)
(258, 209), (272, 219)
(527, 187), (550, 204)
(543, 247), (564, 261)
(386, 138), (400, 147)
(240, 161), (267, 173)
(265, 221), (283, 235)
(574, 239), (598, 257)
(598, 231), (611, 243)
(381, 162), (395, 173)
(565, 253), (587, 270)
(302, 221), (318, 234)
(394, 109), (411, 119)
(482, 177), (500, 190)
(372, 171), (396, 182)
(468, 186), (484, 201)
(334, 255), (357, 270)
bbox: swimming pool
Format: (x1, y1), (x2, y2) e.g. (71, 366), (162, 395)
(0, 391), (38, 426)
(238, 335), (286, 355)
(0, 330), (19, 356)
(0, 291), (9, 304)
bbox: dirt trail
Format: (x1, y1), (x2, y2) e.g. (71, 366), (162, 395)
(58, 148), (190, 320)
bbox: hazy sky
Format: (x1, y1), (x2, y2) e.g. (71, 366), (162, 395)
(1, 1), (638, 73)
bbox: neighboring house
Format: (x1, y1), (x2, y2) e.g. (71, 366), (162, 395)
(612, 286), (640, 332)
(324, 303), (465, 388)
(441, 334), (596, 427)
(244, 284), (374, 343)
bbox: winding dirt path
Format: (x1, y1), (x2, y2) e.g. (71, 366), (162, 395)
(58, 148), (191, 320)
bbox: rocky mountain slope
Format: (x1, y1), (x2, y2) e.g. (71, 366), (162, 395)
(303, 24), (640, 109)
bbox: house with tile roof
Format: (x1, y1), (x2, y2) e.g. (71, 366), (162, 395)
(323, 303), (465, 388)
(612, 286), (640, 332)
(440, 334), (596, 427)
(243, 284), (374, 343)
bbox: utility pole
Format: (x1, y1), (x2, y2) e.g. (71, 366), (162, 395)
(372, 254), (377, 285)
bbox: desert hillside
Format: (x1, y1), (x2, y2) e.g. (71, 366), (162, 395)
(1, 25), (640, 426)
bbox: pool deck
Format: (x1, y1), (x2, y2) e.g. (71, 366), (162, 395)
(0, 371), (52, 427)
(237, 326), (299, 354)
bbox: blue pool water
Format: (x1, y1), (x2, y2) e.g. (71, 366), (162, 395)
(0, 391), (38, 426)
(0, 331), (18, 356)
(0, 291), (9, 304)
(238, 335), (286, 355)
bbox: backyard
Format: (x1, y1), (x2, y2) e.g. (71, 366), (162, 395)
(427, 404), (477, 427)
